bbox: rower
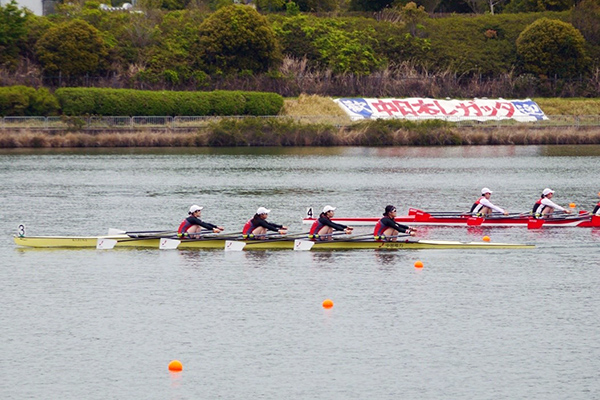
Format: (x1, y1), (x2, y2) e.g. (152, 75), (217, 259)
(533, 188), (571, 217)
(593, 192), (600, 215)
(470, 187), (509, 216)
(374, 205), (416, 241)
(243, 207), (288, 239)
(178, 205), (224, 237)
(309, 205), (353, 241)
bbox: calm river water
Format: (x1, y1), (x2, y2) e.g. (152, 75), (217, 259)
(1, 145), (599, 399)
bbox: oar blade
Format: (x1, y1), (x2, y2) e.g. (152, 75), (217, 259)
(159, 238), (180, 250)
(527, 218), (545, 229)
(591, 215), (600, 227)
(294, 240), (314, 251)
(467, 217), (484, 226)
(96, 238), (118, 250)
(225, 240), (246, 252)
(414, 211), (431, 222)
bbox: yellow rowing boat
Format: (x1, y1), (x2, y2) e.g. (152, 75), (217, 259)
(13, 234), (535, 250)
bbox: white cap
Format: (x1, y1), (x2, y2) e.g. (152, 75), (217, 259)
(542, 188), (554, 196)
(322, 205), (336, 213)
(481, 187), (492, 195)
(189, 205), (203, 213)
(256, 207), (271, 215)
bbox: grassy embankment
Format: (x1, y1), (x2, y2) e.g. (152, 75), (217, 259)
(1, 96), (600, 148)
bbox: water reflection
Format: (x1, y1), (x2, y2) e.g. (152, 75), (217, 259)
(373, 251), (406, 267)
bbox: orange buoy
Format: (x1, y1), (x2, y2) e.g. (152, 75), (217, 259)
(322, 299), (334, 309)
(168, 360), (183, 372)
(482, 236), (491, 242)
(569, 203), (576, 208)
(414, 260), (424, 268)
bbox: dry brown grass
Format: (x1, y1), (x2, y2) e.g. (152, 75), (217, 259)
(2, 124), (600, 148)
(282, 94), (349, 118)
(534, 98), (600, 116)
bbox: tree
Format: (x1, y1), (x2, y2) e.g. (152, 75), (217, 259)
(196, 5), (281, 74)
(349, 0), (395, 11)
(464, 0), (507, 13)
(399, 2), (428, 37)
(294, 0), (338, 11)
(35, 19), (109, 76)
(504, 0), (573, 12)
(0, 0), (28, 68)
(256, 0), (286, 12)
(516, 18), (590, 78)
(571, 0), (600, 45)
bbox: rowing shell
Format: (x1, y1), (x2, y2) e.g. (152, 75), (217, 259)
(13, 235), (534, 250)
(302, 209), (600, 228)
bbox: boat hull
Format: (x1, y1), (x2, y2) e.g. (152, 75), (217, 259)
(302, 214), (600, 227)
(13, 235), (534, 250)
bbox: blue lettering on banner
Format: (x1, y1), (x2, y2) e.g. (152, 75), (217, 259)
(339, 98), (373, 119)
(511, 100), (545, 120)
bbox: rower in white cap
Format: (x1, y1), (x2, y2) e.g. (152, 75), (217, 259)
(532, 188), (571, 217)
(309, 205), (353, 240)
(178, 205), (225, 237)
(470, 187), (509, 216)
(242, 207), (288, 239)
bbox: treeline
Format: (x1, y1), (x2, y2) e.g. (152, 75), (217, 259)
(0, 86), (284, 116)
(1, 0), (600, 97)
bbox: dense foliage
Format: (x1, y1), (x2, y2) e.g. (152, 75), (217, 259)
(0, 1), (28, 68)
(35, 19), (109, 76)
(54, 87), (284, 116)
(0, 85), (59, 116)
(196, 5), (281, 74)
(516, 18), (590, 78)
(1, 1), (599, 97)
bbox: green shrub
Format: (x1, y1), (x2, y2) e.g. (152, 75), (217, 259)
(54, 88), (283, 116)
(243, 92), (284, 115)
(0, 86), (60, 116)
(35, 19), (109, 76)
(422, 12), (571, 76)
(196, 5), (282, 74)
(516, 18), (590, 78)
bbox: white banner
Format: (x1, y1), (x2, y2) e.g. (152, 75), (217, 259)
(335, 98), (548, 122)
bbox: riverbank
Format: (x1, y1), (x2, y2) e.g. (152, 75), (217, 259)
(2, 96), (600, 148)
(2, 122), (600, 148)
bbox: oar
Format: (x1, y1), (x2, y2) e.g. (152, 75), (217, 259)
(223, 232), (310, 252)
(96, 238), (118, 250)
(341, 232), (377, 240)
(108, 228), (179, 237)
(294, 240), (314, 251)
(159, 231), (245, 250)
(415, 211), (469, 216)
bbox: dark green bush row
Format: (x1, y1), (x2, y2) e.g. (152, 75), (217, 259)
(0, 86), (60, 117)
(54, 88), (284, 116)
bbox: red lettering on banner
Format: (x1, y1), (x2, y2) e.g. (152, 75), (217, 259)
(371, 100), (399, 116)
(493, 101), (515, 117)
(408, 100), (441, 116)
(477, 102), (515, 117)
(454, 101), (483, 117)
(432, 100), (457, 116)
(391, 100), (417, 116)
